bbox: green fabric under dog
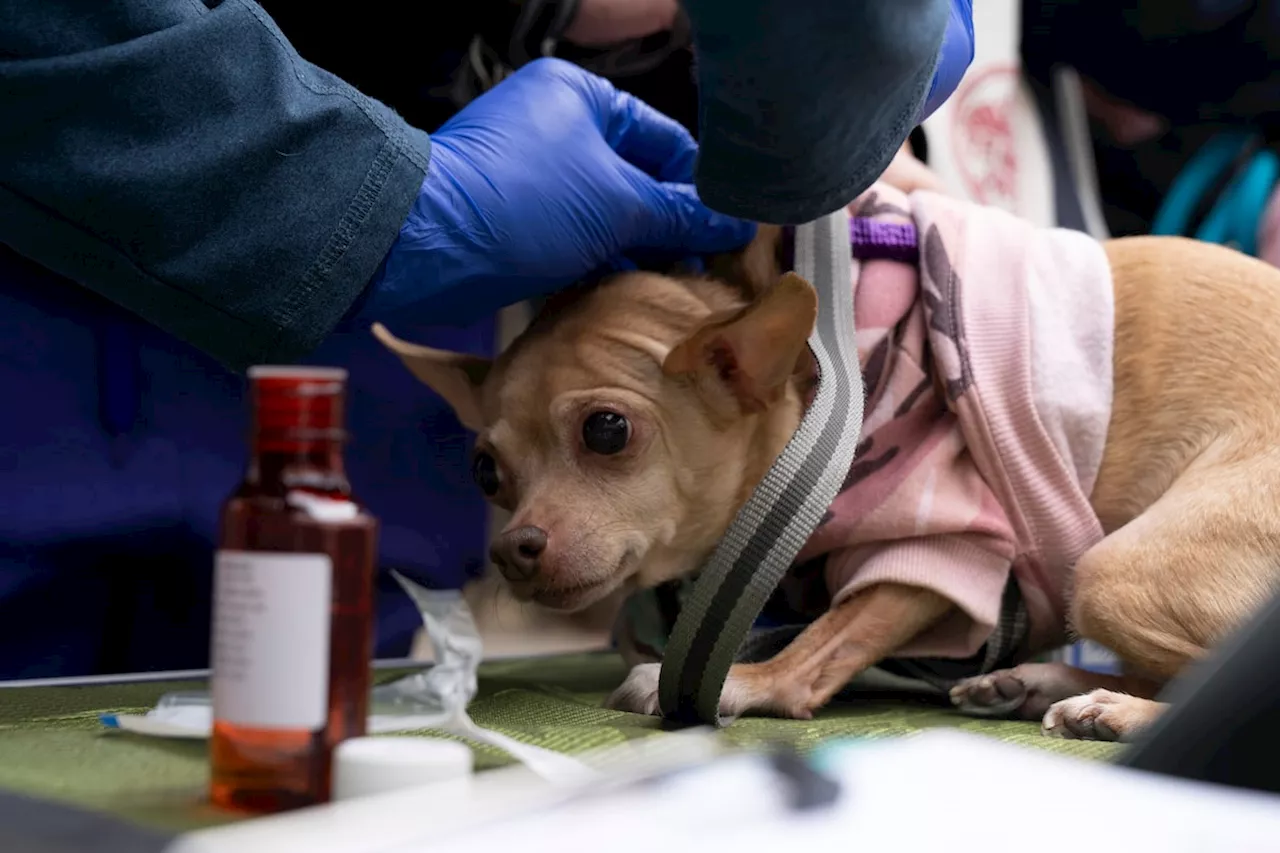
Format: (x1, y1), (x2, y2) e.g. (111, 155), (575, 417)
(0, 652), (1122, 834)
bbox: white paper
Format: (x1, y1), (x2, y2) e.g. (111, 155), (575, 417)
(211, 551), (332, 730)
(386, 731), (1280, 853)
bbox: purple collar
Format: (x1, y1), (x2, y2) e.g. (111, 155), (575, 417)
(849, 217), (919, 263)
(781, 216), (919, 272)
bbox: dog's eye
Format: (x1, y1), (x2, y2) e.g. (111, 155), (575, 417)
(471, 452), (501, 496)
(582, 411), (630, 455)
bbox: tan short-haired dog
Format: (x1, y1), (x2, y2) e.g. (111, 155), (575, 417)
(375, 163), (1280, 741)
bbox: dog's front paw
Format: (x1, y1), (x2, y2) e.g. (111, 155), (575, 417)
(720, 668), (818, 721)
(604, 663), (662, 716)
(1041, 689), (1164, 742)
(603, 661), (824, 721)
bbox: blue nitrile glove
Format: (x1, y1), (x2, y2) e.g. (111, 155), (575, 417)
(921, 0), (974, 123)
(353, 58), (754, 327)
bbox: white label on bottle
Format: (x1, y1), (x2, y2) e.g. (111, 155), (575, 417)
(211, 551), (332, 730)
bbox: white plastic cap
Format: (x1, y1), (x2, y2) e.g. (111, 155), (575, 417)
(332, 736), (474, 801)
(246, 365), (348, 381)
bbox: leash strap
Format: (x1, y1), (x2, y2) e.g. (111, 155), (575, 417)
(657, 209), (865, 726)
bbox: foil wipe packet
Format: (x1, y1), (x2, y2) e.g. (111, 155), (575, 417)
(100, 572), (595, 785)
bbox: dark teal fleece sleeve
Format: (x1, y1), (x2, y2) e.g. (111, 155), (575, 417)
(0, 0), (432, 371)
(684, 0), (951, 224)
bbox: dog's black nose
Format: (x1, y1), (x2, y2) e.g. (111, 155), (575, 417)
(490, 525), (547, 582)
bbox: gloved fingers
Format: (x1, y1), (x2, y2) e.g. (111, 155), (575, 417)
(921, 0), (974, 122)
(630, 179), (757, 254)
(600, 86), (700, 183)
(514, 57), (697, 181)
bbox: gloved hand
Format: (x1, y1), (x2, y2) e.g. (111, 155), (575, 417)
(921, 0), (974, 122)
(354, 58), (754, 327)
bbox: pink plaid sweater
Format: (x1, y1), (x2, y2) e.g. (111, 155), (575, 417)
(793, 182), (1115, 658)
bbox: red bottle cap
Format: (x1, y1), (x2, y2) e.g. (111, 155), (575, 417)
(247, 366), (347, 452)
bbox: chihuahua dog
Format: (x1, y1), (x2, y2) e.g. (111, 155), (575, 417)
(375, 170), (1280, 742)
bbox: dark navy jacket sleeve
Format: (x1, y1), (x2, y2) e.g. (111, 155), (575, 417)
(684, 0), (951, 224)
(0, 0), (433, 371)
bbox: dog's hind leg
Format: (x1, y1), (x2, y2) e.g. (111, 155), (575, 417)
(956, 449), (1280, 740)
(1048, 452), (1280, 741)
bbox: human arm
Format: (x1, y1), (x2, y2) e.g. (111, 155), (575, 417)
(0, 0), (431, 371)
(561, 0), (680, 46)
(1, 4), (748, 372)
(684, 0), (974, 224)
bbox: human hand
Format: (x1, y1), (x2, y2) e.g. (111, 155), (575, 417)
(364, 58), (752, 326)
(880, 142), (947, 195)
(921, 0), (974, 122)
(562, 0), (679, 47)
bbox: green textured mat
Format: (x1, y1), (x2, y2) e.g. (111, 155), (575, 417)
(0, 652), (1121, 834)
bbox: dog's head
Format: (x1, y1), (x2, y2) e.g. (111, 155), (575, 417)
(374, 230), (817, 611)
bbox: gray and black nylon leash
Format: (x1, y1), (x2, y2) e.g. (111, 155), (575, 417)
(657, 209), (865, 726)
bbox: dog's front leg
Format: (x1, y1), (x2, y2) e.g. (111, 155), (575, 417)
(607, 583), (951, 719)
(720, 583), (952, 719)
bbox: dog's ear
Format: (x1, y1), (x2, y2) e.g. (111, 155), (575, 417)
(371, 323), (491, 432)
(705, 224), (784, 298)
(663, 272), (817, 414)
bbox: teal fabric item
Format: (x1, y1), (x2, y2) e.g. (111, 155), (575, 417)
(1151, 133), (1253, 238)
(1151, 131), (1280, 257)
(1195, 150), (1279, 256)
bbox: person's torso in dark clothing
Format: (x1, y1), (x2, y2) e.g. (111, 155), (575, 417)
(259, 0), (700, 134)
(0, 244), (492, 679)
(1022, 0), (1280, 236)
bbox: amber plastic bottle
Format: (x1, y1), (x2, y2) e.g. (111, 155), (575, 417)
(210, 366), (378, 813)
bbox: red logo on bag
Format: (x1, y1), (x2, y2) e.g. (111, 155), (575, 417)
(951, 64), (1019, 208)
